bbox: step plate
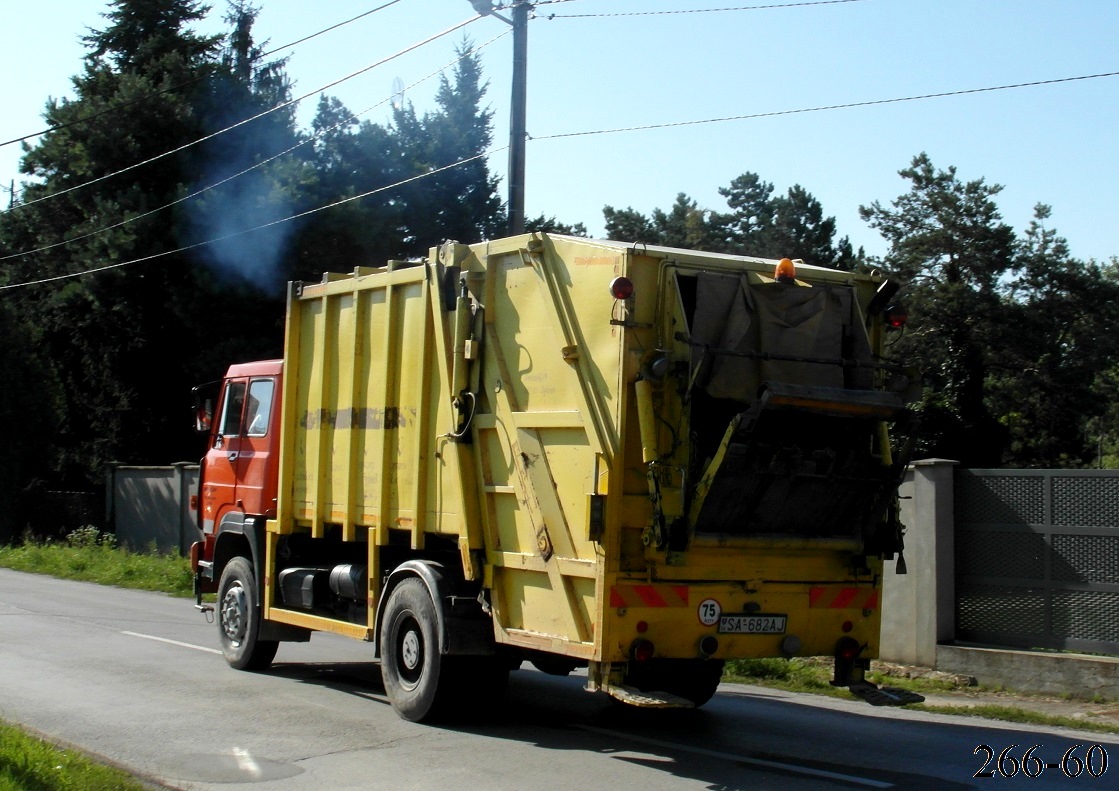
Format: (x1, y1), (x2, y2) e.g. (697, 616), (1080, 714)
(849, 681), (926, 706)
(606, 684), (695, 709)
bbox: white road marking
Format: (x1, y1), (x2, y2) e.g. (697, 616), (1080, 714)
(577, 725), (893, 788)
(121, 630), (222, 655)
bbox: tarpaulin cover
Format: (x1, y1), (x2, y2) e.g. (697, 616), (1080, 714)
(689, 272), (873, 399)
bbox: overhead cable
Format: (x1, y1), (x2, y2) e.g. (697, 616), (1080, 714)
(533, 70), (1119, 141)
(8, 69), (1116, 290)
(0, 148), (504, 291)
(0, 0), (406, 150)
(3, 12), (482, 214)
(0, 29), (511, 263)
(545, 0), (866, 19)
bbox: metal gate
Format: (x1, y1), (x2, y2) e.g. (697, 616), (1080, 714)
(954, 469), (1119, 655)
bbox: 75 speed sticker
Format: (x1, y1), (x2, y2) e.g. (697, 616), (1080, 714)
(698, 598), (721, 626)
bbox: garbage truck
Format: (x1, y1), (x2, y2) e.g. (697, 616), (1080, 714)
(190, 233), (919, 721)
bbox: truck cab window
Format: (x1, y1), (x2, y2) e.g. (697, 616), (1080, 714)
(218, 381), (247, 438)
(245, 379), (275, 437)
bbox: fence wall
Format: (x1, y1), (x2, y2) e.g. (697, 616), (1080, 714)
(107, 463), (200, 555)
(954, 469), (1119, 655)
(881, 461), (1119, 664)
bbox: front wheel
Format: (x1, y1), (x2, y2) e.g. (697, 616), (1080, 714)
(380, 578), (454, 722)
(217, 556), (278, 671)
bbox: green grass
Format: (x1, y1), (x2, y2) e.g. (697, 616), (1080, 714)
(0, 527), (193, 597)
(909, 703), (1119, 734)
(0, 720), (149, 791)
(723, 657), (840, 694)
(724, 656), (1119, 735)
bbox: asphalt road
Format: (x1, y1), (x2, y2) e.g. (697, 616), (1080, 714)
(1, 568), (1116, 790)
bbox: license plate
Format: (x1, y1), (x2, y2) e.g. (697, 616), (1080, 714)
(718, 614), (787, 634)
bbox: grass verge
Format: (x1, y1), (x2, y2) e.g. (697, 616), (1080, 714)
(0, 720), (150, 791)
(908, 703), (1119, 734)
(0, 527), (193, 597)
(724, 657), (1119, 735)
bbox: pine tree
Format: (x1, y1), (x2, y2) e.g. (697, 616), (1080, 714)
(860, 153), (1015, 465)
(0, 0), (298, 483)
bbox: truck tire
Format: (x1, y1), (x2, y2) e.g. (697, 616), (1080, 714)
(380, 578), (454, 722)
(625, 658), (724, 708)
(529, 655), (580, 676)
(217, 556), (278, 671)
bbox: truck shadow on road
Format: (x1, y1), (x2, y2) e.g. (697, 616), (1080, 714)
(266, 659), (972, 790)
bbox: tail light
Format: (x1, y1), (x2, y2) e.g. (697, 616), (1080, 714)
(609, 276), (634, 300)
(885, 304), (908, 329)
(836, 636), (861, 662)
(630, 638), (655, 662)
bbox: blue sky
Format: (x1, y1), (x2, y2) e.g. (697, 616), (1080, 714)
(2, 0), (1117, 263)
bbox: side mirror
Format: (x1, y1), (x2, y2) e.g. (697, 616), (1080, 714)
(195, 399), (213, 433)
(192, 381), (218, 434)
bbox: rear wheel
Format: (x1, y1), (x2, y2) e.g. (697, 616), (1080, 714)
(529, 654), (580, 676)
(625, 658), (725, 707)
(380, 578), (454, 722)
(217, 556), (278, 671)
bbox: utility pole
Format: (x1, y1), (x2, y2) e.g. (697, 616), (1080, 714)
(471, 0), (530, 235)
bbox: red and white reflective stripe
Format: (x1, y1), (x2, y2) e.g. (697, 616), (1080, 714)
(809, 586), (879, 610)
(609, 585), (689, 608)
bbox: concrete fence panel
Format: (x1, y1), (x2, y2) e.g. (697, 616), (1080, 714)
(108, 463), (199, 555)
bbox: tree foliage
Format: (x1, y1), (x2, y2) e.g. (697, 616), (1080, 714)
(0, 0), (1116, 519)
(0, 6), (504, 495)
(862, 155), (1119, 467)
(604, 173), (861, 269)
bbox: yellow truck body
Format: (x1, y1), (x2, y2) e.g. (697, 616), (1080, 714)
(198, 232), (914, 720)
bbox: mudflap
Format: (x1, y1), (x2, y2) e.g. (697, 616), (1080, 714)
(604, 685), (695, 709)
(848, 681), (925, 707)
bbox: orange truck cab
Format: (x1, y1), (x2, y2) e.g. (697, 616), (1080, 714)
(192, 360), (286, 606)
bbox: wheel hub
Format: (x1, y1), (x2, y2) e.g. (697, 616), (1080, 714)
(221, 583), (248, 646)
(401, 628), (421, 672)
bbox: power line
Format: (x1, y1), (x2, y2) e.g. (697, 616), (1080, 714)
(0, 148), (505, 292)
(0, 1), (406, 151)
(2, 13), (483, 215)
(532, 70), (1119, 141)
(269, 0), (405, 59)
(6, 67), (1114, 290)
(544, 0), (866, 19)
(0, 30), (512, 264)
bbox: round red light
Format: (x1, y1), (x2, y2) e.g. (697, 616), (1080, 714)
(636, 620), (648, 634)
(630, 638), (655, 662)
(841, 620), (853, 633)
(885, 305), (908, 329)
(836, 636), (861, 661)
(609, 276), (634, 300)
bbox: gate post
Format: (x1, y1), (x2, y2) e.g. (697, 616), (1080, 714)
(881, 458), (957, 667)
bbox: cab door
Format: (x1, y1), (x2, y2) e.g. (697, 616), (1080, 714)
(236, 377), (279, 517)
(201, 378), (248, 532)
